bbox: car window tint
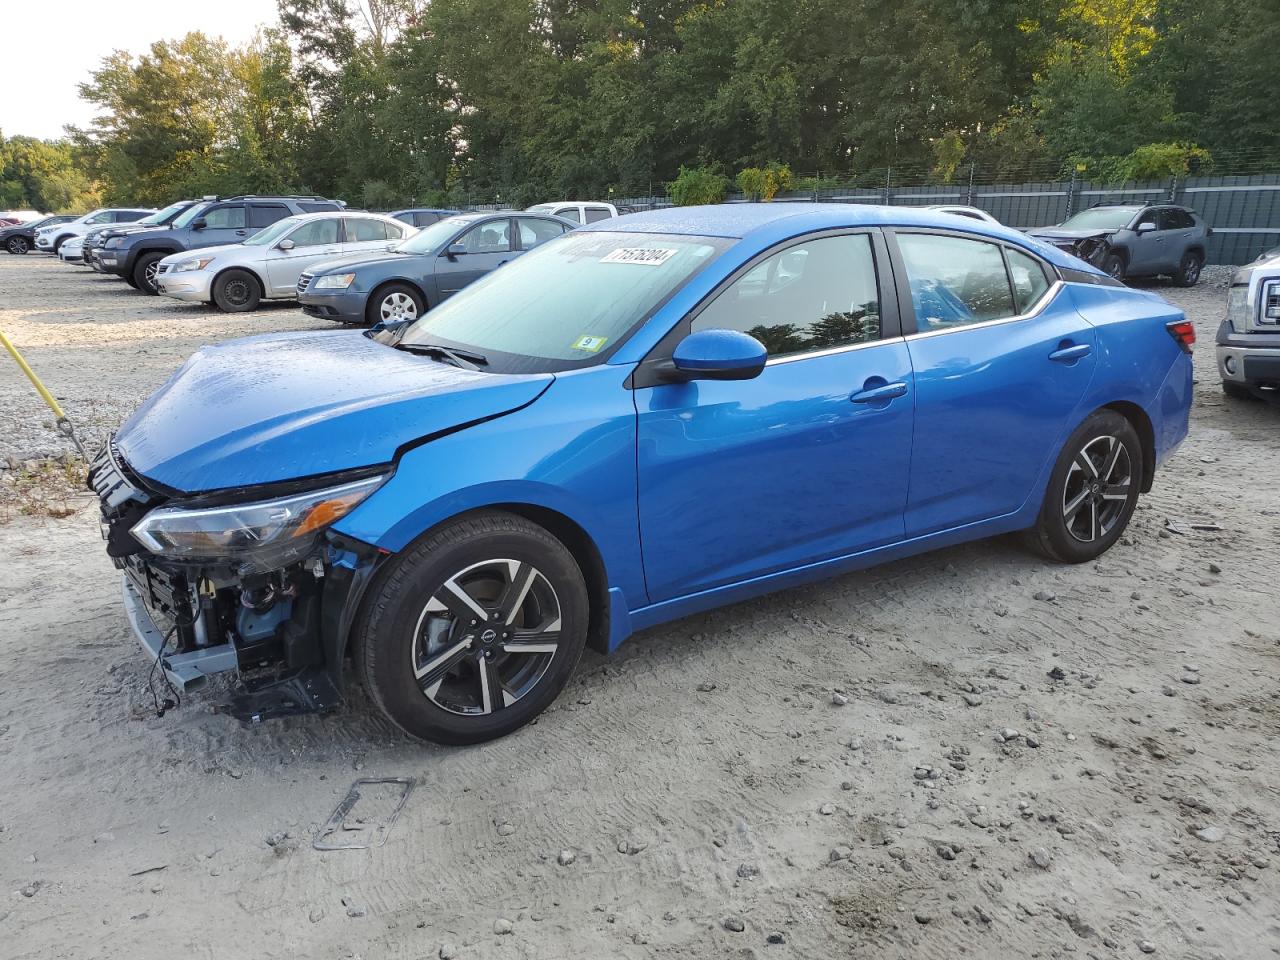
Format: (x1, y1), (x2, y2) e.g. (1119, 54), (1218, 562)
(518, 218), (566, 249)
(203, 205), (247, 229)
(415, 212), (441, 227)
(897, 233), (1016, 331)
(693, 234), (881, 358)
(1007, 249), (1052, 313)
(85, 212), (111, 224)
(461, 219), (512, 253)
(249, 203), (289, 228)
(557, 207), (582, 224)
(346, 217), (390, 242)
(584, 207), (612, 223)
(288, 219), (340, 246)
(298, 201), (341, 213)
(1135, 210), (1158, 229)
(1161, 209), (1192, 230)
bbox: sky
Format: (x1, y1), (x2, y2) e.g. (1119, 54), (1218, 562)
(3, 0), (282, 140)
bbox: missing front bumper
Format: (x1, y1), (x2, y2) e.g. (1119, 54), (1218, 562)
(121, 575), (238, 691)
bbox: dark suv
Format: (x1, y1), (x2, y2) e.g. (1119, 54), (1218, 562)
(100, 195), (343, 294)
(1029, 203), (1211, 286)
(82, 200), (202, 272)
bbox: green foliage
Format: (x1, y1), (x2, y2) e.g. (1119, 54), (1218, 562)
(0, 133), (98, 211)
(930, 133), (967, 183)
(736, 162), (793, 201)
(1114, 142), (1211, 179)
(668, 165), (730, 206)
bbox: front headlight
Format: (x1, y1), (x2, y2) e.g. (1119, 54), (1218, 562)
(173, 256), (216, 273)
(130, 475), (385, 563)
(314, 273), (356, 289)
(1226, 284), (1250, 331)
(105, 237), (122, 248)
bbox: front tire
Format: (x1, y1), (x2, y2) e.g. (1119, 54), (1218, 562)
(212, 269), (262, 312)
(1173, 251), (1203, 287)
(132, 252), (165, 295)
(51, 234), (71, 254)
(356, 511), (589, 745)
(1101, 253), (1126, 281)
(366, 282), (425, 326)
(6, 236), (29, 255)
(1025, 409), (1142, 564)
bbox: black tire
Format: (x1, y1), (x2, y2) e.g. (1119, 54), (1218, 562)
(1101, 253), (1126, 281)
(356, 510), (589, 745)
(211, 268), (262, 312)
(123, 272), (139, 289)
(1173, 250), (1203, 287)
(132, 252), (166, 295)
(51, 234), (71, 254)
(1222, 380), (1255, 401)
(1025, 409), (1142, 564)
(6, 236), (29, 255)
(365, 282), (425, 326)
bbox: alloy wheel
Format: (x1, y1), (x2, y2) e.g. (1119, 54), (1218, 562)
(411, 558), (561, 716)
(1062, 435), (1131, 542)
(9, 237), (28, 254)
(1182, 256), (1201, 284)
(144, 260), (161, 290)
(379, 292), (419, 322)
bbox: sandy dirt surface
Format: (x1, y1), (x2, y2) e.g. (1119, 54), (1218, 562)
(2, 254), (1278, 960)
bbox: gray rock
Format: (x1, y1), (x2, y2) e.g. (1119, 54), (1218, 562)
(19, 881), (41, 898)
(831, 690), (849, 706)
(766, 931), (785, 944)
(829, 846), (852, 862)
(696, 681), (716, 692)
(999, 728), (1021, 742)
(494, 917), (514, 935)
(723, 917), (745, 932)
(1208, 562), (1222, 574)
(736, 863), (759, 879)
(1029, 848), (1051, 869)
(557, 849), (576, 866)
(962, 693), (983, 707)
(818, 803), (836, 816)
(496, 821), (516, 837)
(1139, 940), (1156, 953)
(342, 897), (366, 918)
(937, 846), (957, 861)
(1033, 590), (1056, 602)
(439, 945), (458, 960)
(1193, 826), (1226, 843)
(914, 912), (933, 924)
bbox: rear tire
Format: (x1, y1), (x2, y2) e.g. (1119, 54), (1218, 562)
(6, 236), (29, 255)
(1101, 253), (1126, 281)
(365, 282), (425, 326)
(356, 510), (589, 745)
(212, 269), (262, 312)
(1173, 251), (1203, 287)
(1025, 409), (1142, 564)
(132, 252), (165, 295)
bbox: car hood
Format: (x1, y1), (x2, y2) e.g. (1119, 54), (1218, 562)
(309, 250), (421, 276)
(159, 242), (245, 265)
(114, 330), (553, 493)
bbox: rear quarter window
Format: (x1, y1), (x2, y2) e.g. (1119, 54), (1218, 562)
(299, 201), (341, 213)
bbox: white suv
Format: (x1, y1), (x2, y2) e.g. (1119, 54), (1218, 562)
(35, 207), (154, 253)
(154, 211), (415, 312)
(524, 201), (618, 226)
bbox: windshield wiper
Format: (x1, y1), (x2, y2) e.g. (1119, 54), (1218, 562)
(393, 341), (489, 371)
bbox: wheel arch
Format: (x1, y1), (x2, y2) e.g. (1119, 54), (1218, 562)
(366, 278), (429, 319)
(211, 263), (266, 298)
(1101, 400), (1155, 492)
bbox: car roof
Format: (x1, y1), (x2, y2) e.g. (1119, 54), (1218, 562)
(582, 202), (1085, 269)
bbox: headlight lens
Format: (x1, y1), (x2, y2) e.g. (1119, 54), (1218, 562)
(174, 256), (215, 273)
(314, 273), (356, 289)
(130, 475), (385, 562)
(105, 237), (122, 248)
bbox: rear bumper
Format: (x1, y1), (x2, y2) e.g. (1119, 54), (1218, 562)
(122, 576), (238, 691)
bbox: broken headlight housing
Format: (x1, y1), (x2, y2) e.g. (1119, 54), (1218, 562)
(130, 475), (385, 566)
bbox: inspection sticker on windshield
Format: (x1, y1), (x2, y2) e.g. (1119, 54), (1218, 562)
(601, 247), (677, 266)
(571, 335), (608, 353)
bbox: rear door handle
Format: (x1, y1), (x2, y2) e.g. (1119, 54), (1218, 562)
(1049, 343), (1091, 363)
(235, 230), (247, 236)
(851, 381), (908, 403)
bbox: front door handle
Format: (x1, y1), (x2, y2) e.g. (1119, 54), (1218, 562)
(235, 230), (247, 236)
(1048, 343), (1091, 363)
(851, 381), (908, 404)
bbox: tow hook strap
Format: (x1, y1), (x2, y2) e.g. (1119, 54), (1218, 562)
(0, 328), (88, 457)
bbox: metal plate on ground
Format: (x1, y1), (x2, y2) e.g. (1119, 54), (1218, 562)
(313, 777), (416, 851)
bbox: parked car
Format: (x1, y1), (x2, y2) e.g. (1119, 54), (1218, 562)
(299, 211), (573, 325)
(100, 195), (343, 294)
(524, 200), (618, 225)
(89, 204), (1192, 744)
(925, 204), (1001, 224)
(58, 235), (87, 263)
(1217, 246), (1280, 400)
(35, 207), (155, 254)
(153, 211), (414, 312)
(82, 200), (201, 272)
(1, 214), (76, 254)
(0, 209), (42, 223)
(1028, 203), (1210, 285)
(390, 208), (459, 228)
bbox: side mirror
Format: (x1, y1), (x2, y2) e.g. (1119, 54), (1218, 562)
(385, 241), (400, 252)
(1136, 221), (1156, 233)
(277, 238), (295, 251)
(444, 242), (466, 259)
(662, 328), (767, 382)
(191, 218), (207, 230)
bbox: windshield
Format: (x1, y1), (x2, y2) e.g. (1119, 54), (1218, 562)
(1057, 207), (1140, 231)
(400, 231), (731, 372)
(394, 216), (475, 254)
(135, 201), (190, 226)
(244, 216), (304, 246)
(172, 202), (213, 229)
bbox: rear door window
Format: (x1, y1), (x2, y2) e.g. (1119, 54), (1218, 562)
(250, 203), (290, 228)
(345, 217), (391, 242)
(415, 212), (443, 227)
(583, 207), (613, 223)
(896, 233), (1016, 331)
(556, 207), (582, 224)
(288, 219), (340, 247)
(298, 201), (341, 213)
(460, 219), (512, 253)
(518, 218), (568, 250)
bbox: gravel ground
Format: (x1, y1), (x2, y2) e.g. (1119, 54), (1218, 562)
(2, 254), (1279, 959)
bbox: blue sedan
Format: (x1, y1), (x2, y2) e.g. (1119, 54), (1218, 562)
(90, 204), (1193, 744)
(297, 211), (574, 325)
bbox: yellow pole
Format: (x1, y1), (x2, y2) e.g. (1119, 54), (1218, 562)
(0, 328), (86, 456)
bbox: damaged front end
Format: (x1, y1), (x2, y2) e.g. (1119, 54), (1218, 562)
(88, 442), (387, 722)
(1047, 232), (1112, 267)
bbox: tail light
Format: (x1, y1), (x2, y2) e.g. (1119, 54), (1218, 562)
(1166, 320), (1196, 354)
